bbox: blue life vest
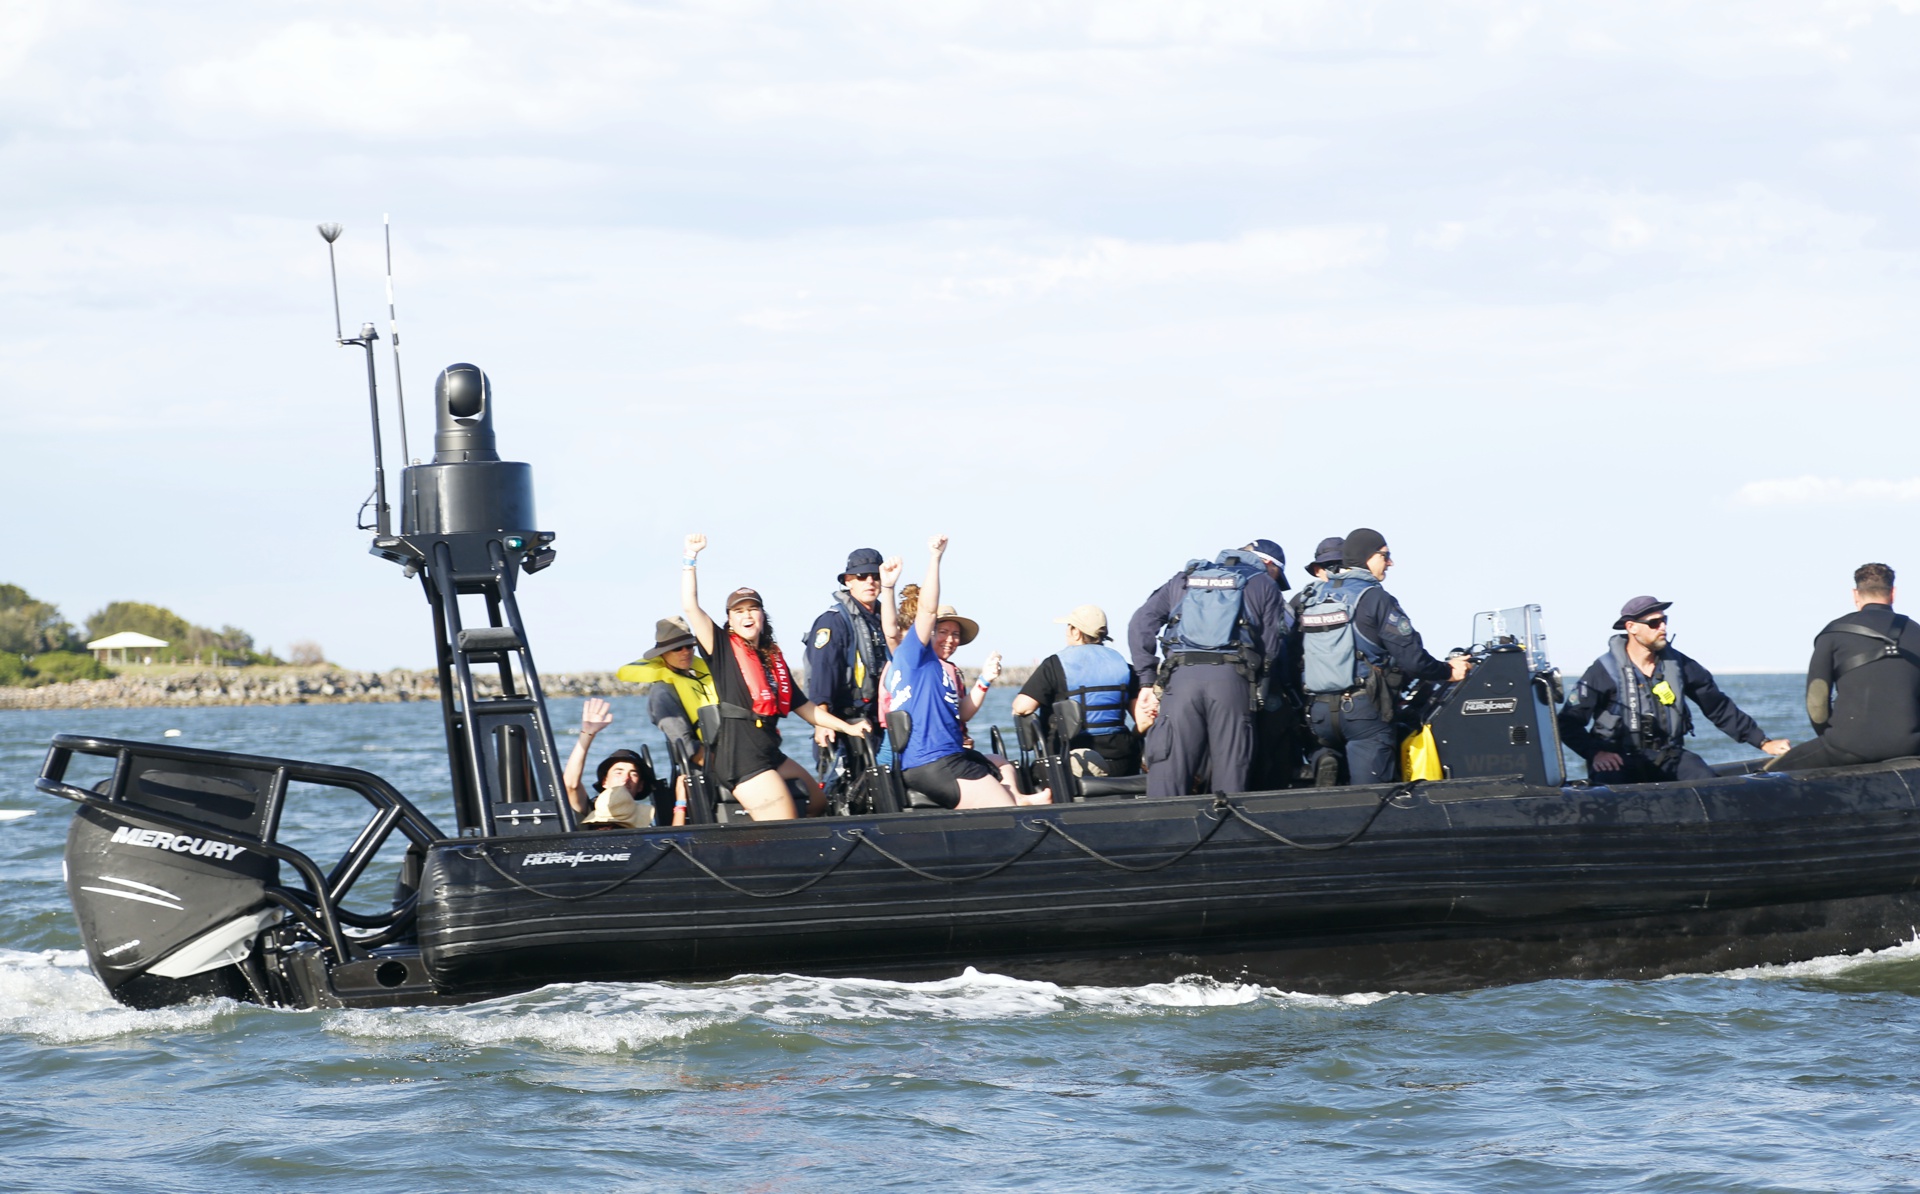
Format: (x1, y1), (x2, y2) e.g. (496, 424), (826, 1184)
(1057, 643), (1131, 735)
(1299, 571), (1387, 695)
(1161, 551), (1265, 659)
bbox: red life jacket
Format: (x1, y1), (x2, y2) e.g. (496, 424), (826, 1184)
(728, 633), (795, 717)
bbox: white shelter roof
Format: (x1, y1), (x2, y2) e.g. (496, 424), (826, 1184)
(86, 631), (170, 650)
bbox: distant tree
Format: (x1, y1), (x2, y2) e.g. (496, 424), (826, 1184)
(288, 640), (326, 666)
(0, 584), (78, 654)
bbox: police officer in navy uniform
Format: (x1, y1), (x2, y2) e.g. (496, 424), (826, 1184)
(1128, 539), (1290, 798)
(1288, 537), (1346, 623)
(805, 549), (897, 802)
(1299, 528), (1470, 786)
(1559, 595), (1788, 783)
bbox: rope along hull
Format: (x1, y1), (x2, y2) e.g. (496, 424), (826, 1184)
(415, 762), (1920, 997)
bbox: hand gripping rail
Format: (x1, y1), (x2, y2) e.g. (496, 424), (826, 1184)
(38, 734), (449, 966)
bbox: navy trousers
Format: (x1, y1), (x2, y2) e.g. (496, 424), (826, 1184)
(1145, 664), (1253, 799)
(1309, 691), (1398, 786)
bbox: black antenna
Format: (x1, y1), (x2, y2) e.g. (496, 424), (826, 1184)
(384, 214), (412, 466)
(317, 222), (392, 537)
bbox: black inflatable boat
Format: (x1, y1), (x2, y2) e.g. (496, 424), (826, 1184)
(36, 325), (1920, 1010)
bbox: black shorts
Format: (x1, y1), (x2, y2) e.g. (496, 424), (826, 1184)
(712, 720), (787, 789)
(902, 749), (999, 809)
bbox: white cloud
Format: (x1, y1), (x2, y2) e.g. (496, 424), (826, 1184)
(935, 226), (1388, 299)
(1733, 477), (1920, 506)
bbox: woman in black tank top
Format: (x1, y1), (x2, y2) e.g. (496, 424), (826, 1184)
(680, 533), (871, 820)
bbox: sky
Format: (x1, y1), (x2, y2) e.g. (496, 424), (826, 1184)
(4, 0), (1918, 680)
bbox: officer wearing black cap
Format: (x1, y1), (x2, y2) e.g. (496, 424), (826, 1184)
(805, 549), (898, 796)
(1299, 528), (1469, 785)
(1128, 538), (1291, 797)
(1559, 596), (1788, 783)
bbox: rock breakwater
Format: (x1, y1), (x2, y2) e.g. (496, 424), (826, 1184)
(0, 667), (627, 710)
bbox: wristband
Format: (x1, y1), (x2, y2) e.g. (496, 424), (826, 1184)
(682, 556), (697, 567)
(975, 678), (992, 691)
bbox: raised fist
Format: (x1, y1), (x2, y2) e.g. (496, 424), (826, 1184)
(684, 533), (707, 557)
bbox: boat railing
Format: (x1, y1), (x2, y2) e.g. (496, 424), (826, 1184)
(37, 734), (449, 966)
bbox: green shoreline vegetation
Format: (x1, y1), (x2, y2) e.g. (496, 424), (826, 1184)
(1, 583), (291, 689)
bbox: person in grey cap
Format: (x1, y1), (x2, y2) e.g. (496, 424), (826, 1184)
(1012, 603), (1142, 777)
(1298, 528), (1469, 785)
(1558, 595), (1788, 784)
(805, 547), (901, 807)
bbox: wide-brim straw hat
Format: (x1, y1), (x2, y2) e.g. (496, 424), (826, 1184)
(932, 604), (979, 645)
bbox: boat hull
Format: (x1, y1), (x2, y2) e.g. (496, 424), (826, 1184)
(416, 761), (1920, 996)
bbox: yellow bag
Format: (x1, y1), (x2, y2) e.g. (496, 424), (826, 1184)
(1400, 724), (1443, 782)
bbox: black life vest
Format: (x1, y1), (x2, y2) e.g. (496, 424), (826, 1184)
(830, 589), (891, 714)
(1593, 636), (1688, 752)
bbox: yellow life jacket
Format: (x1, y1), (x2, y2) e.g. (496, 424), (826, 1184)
(615, 656), (719, 735)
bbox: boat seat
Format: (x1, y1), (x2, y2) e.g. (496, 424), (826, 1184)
(886, 710), (950, 810)
(1048, 700), (1144, 800)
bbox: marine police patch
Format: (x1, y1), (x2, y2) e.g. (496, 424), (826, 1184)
(814, 627), (832, 648)
(1389, 613), (1413, 635)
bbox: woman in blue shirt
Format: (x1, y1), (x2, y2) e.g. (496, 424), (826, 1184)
(884, 535), (1049, 809)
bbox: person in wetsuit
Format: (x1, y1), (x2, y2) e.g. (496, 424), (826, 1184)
(680, 533), (870, 820)
(1558, 595), (1789, 783)
(1768, 563), (1920, 772)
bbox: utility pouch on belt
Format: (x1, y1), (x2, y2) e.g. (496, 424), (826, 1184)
(1364, 665), (1398, 716)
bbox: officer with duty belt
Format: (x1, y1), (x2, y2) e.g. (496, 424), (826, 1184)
(804, 548), (896, 799)
(1558, 595), (1787, 783)
(1128, 540), (1290, 799)
(1299, 528), (1469, 785)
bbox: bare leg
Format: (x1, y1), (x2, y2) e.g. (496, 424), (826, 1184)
(776, 756), (828, 816)
(731, 769), (798, 820)
(953, 775), (1018, 808)
(985, 752), (1051, 805)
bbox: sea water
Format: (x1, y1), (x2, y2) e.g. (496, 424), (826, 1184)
(3, 681), (1917, 1192)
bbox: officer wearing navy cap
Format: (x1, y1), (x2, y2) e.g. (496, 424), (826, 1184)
(805, 549), (898, 796)
(1559, 595), (1788, 783)
(1129, 537), (1291, 797)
